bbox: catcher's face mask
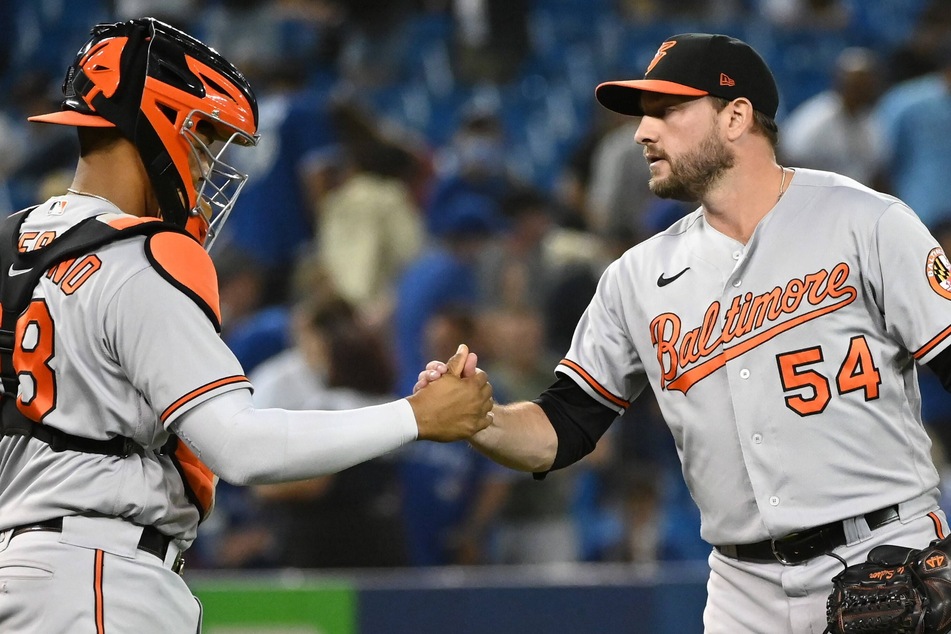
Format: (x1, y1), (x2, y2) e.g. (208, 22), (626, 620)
(28, 17), (260, 249)
(182, 110), (256, 250)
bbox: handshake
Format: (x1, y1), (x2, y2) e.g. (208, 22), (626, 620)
(406, 344), (494, 442)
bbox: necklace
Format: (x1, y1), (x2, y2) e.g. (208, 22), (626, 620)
(66, 188), (118, 208)
(777, 166), (789, 200)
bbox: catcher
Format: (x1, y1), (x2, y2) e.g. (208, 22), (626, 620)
(0, 17), (492, 633)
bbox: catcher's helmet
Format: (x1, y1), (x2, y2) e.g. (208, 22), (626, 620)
(29, 17), (259, 249)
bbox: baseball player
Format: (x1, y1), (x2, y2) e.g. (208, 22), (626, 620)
(418, 33), (951, 632)
(0, 18), (492, 633)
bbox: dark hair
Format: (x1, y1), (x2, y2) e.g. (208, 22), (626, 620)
(710, 96), (778, 148)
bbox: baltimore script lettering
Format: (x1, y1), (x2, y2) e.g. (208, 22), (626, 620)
(650, 262), (857, 393)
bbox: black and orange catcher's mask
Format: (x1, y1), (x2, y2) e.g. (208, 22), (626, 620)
(29, 17), (260, 249)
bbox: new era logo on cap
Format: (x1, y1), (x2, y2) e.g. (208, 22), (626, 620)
(595, 33), (779, 118)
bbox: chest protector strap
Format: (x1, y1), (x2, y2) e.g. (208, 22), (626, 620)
(0, 209), (188, 456)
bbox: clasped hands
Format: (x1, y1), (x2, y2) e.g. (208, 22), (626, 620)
(406, 344), (494, 442)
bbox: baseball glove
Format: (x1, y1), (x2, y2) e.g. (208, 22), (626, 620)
(825, 536), (951, 634)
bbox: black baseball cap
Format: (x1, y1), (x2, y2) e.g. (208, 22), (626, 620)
(596, 33), (779, 118)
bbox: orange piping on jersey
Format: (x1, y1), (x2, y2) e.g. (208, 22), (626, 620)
(94, 549), (105, 634)
(913, 324), (951, 360)
(930, 512), (946, 540)
(559, 359), (631, 408)
(665, 293), (857, 394)
(146, 232), (221, 325)
(161, 375), (248, 423)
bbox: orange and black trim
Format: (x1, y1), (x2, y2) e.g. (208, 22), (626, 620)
(102, 215), (161, 230)
(914, 325), (951, 361)
(929, 511), (947, 540)
(94, 549), (105, 634)
(558, 359), (630, 409)
(161, 375), (248, 423)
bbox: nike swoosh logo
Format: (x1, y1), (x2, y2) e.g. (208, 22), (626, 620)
(8, 264), (33, 277)
(657, 267), (690, 287)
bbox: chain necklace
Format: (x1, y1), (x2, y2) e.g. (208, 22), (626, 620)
(66, 188), (116, 205)
(65, 188), (125, 213)
(778, 166), (789, 200)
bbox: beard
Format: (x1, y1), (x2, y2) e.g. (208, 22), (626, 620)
(647, 127), (735, 201)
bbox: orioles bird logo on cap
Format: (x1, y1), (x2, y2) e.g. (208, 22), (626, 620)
(647, 41), (677, 74)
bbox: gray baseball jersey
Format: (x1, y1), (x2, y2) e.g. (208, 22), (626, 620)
(0, 193), (250, 548)
(559, 168), (950, 546)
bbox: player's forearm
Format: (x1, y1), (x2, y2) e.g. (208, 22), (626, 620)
(468, 401), (558, 472)
(172, 390), (418, 485)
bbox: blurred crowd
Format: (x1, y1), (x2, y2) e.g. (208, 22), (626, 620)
(2, 0), (951, 570)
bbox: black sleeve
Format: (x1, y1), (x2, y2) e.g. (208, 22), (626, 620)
(531, 373), (619, 478)
(927, 345), (951, 391)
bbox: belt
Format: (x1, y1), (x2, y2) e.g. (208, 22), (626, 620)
(10, 517), (183, 573)
(715, 505), (900, 565)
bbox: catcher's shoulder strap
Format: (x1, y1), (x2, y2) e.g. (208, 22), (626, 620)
(0, 209), (189, 456)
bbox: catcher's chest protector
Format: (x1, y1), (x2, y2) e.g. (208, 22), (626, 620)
(0, 208), (188, 453)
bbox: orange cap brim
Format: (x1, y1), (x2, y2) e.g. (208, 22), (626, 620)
(595, 80), (708, 116)
(28, 111), (116, 127)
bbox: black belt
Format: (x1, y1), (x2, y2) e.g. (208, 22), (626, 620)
(715, 505), (900, 565)
(10, 517), (172, 562)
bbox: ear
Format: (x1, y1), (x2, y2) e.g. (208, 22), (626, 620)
(722, 98), (755, 142)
